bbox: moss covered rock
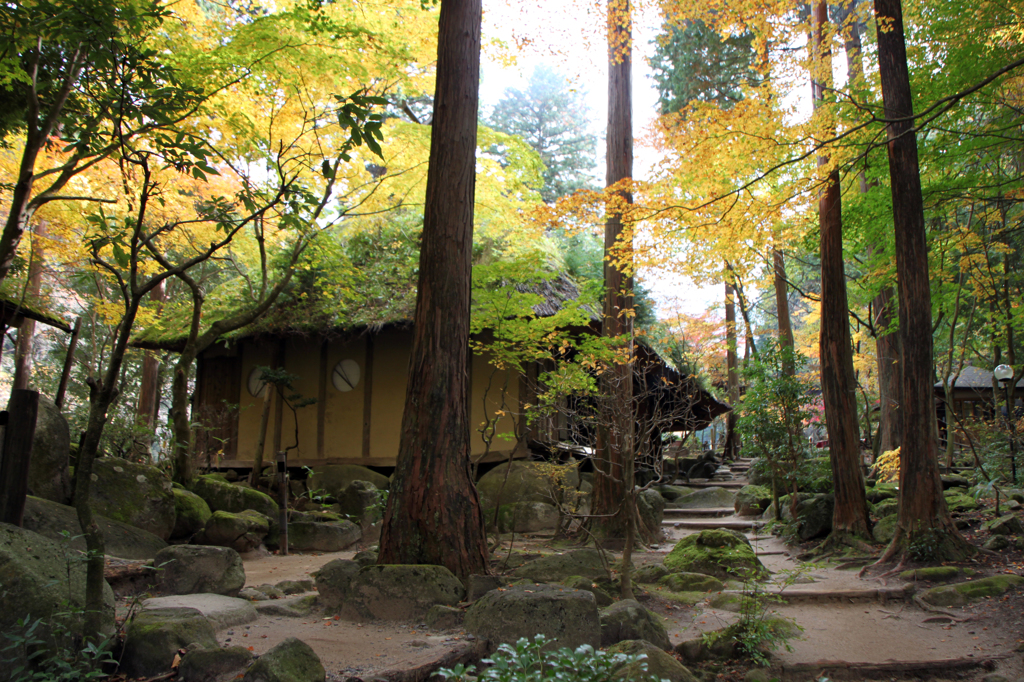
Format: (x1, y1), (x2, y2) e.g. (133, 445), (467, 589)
(191, 475), (280, 547)
(899, 566), (975, 582)
(872, 498), (898, 519)
(634, 563), (669, 584)
(944, 492), (979, 514)
(734, 485), (772, 517)
(793, 493), (833, 541)
(608, 639), (697, 682)
(198, 509), (270, 553)
(476, 461), (579, 510)
(122, 607), (217, 678)
(675, 487), (736, 509)
(658, 485), (697, 502)
(341, 564), (465, 621)
(658, 572), (725, 593)
(171, 488), (212, 540)
(90, 459), (176, 540)
(872, 514), (897, 544)
(242, 637), (325, 682)
(0, 522), (116, 661)
(22, 495), (167, 560)
(513, 548), (611, 583)
(288, 520), (361, 552)
(307, 464), (389, 498)
(637, 488), (666, 534)
(178, 646), (253, 682)
(464, 582), (600, 651)
(27, 397), (72, 505)
(599, 599), (671, 650)
(154, 545), (245, 596)
(563, 575), (615, 607)
(918, 574), (1024, 608)
(664, 530), (765, 580)
(485, 501), (560, 533)
(314, 558), (362, 611)
(334, 480), (383, 527)
(984, 514), (1024, 536)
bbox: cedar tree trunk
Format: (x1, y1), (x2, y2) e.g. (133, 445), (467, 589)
(723, 281), (740, 460)
(591, 0), (636, 542)
(813, 0), (869, 542)
(377, 0), (489, 580)
(873, 0), (973, 562)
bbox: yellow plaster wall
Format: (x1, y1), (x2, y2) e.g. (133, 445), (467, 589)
(323, 336), (367, 459)
(235, 341), (275, 461)
(369, 328), (410, 461)
(285, 337), (321, 460)
(470, 351), (520, 456)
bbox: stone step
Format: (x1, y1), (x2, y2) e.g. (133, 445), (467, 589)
(672, 480), (747, 489)
(663, 507), (736, 517)
(662, 519), (764, 530)
(720, 584), (913, 604)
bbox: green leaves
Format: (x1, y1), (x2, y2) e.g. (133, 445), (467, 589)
(335, 90), (388, 161)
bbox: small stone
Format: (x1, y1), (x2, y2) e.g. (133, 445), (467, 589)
(984, 535), (1010, 551)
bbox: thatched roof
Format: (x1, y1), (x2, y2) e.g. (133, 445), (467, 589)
(0, 289), (72, 332)
(934, 365), (1024, 392)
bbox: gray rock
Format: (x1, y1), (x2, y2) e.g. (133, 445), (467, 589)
(984, 535), (1011, 551)
(599, 599), (671, 650)
(199, 510), (270, 553)
(90, 458), (177, 540)
(307, 465), (389, 498)
(734, 485), (771, 517)
(984, 514), (1024, 536)
(154, 545), (245, 597)
(314, 559), (362, 611)
(22, 495), (167, 560)
(172, 488), (212, 540)
(464, 583), (600, 650)
(0, 522), (115, 665)
(658, 485), (696, 502)
(562, 576), (615, 607)
(242, 637), (325, 682)
(239, 587), (269, 601)
(918, 575), (1024, 608)
(607, 639), (697, 682)
(659, 572), (725, 593)
(276, 579), (313, 594)
(794, 493), (833, 541)
(288, 520), (361, 552)
(255, 594), (318, 618)
(27, 397), (71, 504)
(637, 488), (666, 536)
(425, 604), (464, 630)
(675, 487), (736, 509)
(873, 514), (897, 544)
(334, 480), (383, 527)
(872, 498), (898, 519)
(476, 461), (578, 510)
(745, 459), (770, 487)
(512, 548), (610, 583)
(142, 594), (259, 630)
(191, 475), (280, 548)
(467, 574), (504, 602)
(122, 607), (217, 678)
(178, 645), (253, 682)
(341, 564), (465, 621)
(254, 584), (285, 599)
(486, 501), (561, 533)
(353, 550), (378, 567)
(634, 563), (669, 584)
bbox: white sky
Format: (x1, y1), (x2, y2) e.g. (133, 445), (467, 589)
(479, 0), (724, 319)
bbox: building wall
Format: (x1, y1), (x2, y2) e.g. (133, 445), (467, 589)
(220, 329), (521, 469)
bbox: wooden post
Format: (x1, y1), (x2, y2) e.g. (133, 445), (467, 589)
(0, 389), (39, 526)
(55, 317), (82, 411)
(277, 450), (288, 555)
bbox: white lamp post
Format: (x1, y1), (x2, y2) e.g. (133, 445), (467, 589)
(994, 364), (1016, 483)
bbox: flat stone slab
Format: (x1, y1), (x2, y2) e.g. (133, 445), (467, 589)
(664, 520), (764, 530)
(663, 508), (735, 517)
(254, 594), (319, 618)
(673, 481), (746, 489)
(143, 594), (259, 630)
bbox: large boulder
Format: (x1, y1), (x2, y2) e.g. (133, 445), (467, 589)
(142, 594), (259, 630)
(90, 458), (177, 540)
(792, 493), (834, 541)
(664, 530), (765, 580)
(197, 510), (270, 553)
(637, 488), (666, 536)
(512, 548), (611, 583)
(22, 495), (167, 560)
(172, 488), (212, 540)
(464, 583), (601, 650)
(984, 514), (1024, 536)
(0, 523), (115, 652)
(658, 485), (696, 503)
(27, 396), (72, 504)
(658, 572), (725, 593)
(599, 599), (671, 650)
(191, 473), (280, 520)
(608, 640), (697, 682)
(944, 492), (979, 513)
(242, 637), (325, 682)
(486, 501), (560, 533)
(476, 460), (579, 510)
(334, 480), (383, 527)
(341, 564), (465, 621)
(288, 520), (361, 552)
(745, 459), (771, 487)
(314, 558), (362, 611)
(674, 487), (736, 509)
(122, 607), (217, 678)
(178, 646), (253, 682)
(307, 465), (389, 499)
(872, 514), (897, 544)
(154, 545), (245, 596)
(918, 575), (1024, 608)
(734, 485), (772, 517)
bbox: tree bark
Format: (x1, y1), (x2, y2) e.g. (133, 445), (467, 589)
(134, 281), (164, 459)
(773, 248), (795, 376)
(723, 281), (740, 460)
(873, 0), (973, 561)
(814, 0), (869, 542)
(12, 222), (47, 390)
(592, 0), (635, 542)
(377, 0), (489, 580)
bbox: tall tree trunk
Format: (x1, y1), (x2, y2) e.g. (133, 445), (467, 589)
(377, 0), (488, 580)
(813, 0), (869, 543)
(873, 0), (973, 562)
(592, 0), (635, 542)
(773, 248), (795, 376)
(12, 222), (46, 390)
(723, 281), (740, 460)
(134, 280), (164, 459)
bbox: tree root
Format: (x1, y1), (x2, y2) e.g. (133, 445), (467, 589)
(911, 594), (976, 622)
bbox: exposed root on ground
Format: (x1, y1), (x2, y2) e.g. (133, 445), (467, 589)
(911, 594), (977, 622)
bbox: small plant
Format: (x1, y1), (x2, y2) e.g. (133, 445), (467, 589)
(1, 610), (115, 682)
(873, 448), (900, 483)
(436, 634), (667, 682)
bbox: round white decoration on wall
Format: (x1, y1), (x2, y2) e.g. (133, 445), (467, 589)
(332, 359), (361, 392)
(247, 367), (268, 399)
